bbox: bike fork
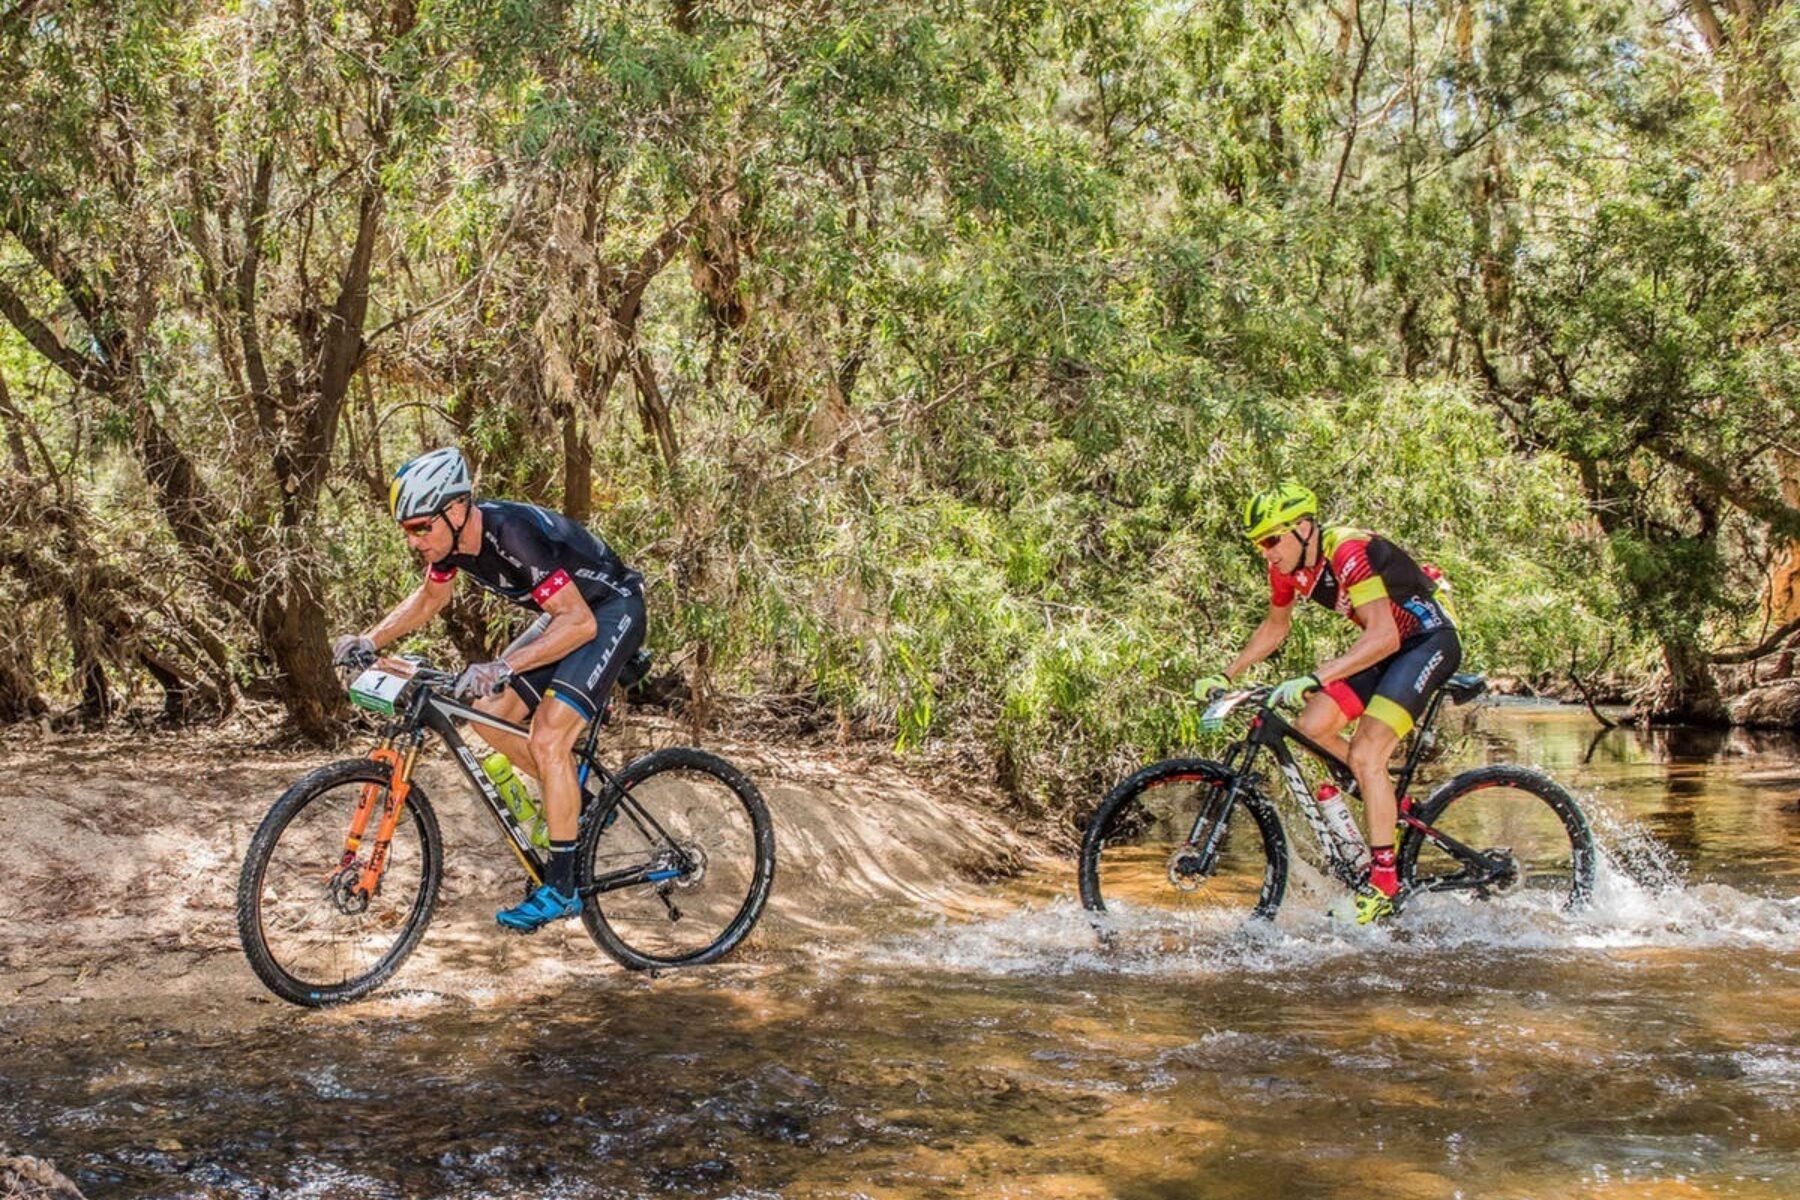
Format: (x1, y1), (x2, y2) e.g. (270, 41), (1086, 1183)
(339, 740), (397, 867)
(353, 735), (422, 900)
(1180, 777), (1242, 876)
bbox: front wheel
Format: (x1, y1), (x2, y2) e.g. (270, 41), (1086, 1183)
(1398, 764), (1596, 912)
(1079, 759), (1288, 926)
(236, 758), (443, 1007)
(579, 747), (775, 970)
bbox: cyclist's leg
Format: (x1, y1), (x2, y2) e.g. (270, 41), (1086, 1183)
(497, 594), (646, 929)
(1292, 692), (1351, 763)
(529, 590), (648, 840)
(1297, 661), (1383, 763)
(471, 687), (536, 775)
(527, 697), (589, 840)
(1347, 628), (1462, 898)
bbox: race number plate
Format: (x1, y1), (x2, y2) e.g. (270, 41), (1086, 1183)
(348, 668), (409, 716)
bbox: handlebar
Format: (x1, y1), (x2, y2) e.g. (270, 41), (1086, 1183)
(338, 648), (462, 692)
(1198, 684), (1272, 704)
(1198, 684), (1273, 732)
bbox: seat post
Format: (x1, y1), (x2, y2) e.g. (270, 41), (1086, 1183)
(1394, 689), (1448, 794)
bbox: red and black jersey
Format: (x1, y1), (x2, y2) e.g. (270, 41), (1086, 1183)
(1269, 526), (1454, 640)
(428, 500), (641, 611)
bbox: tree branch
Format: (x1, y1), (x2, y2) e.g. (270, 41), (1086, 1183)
(1685, 0), (1728, 51)
(1648, 438), (1800, 543)
(1712, 614), (1800, 665)
(0, 276), (111, 390)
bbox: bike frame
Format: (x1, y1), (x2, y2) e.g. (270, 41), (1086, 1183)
(1188, 685), (1499, 889)
(346, 671), (688, 903)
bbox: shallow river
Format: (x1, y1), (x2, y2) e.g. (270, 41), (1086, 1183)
(5, 706), (1799, 1198)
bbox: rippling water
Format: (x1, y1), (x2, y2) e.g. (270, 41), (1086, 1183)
(4, 706), (1798, 1198)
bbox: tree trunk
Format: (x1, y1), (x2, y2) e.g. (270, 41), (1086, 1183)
(0, 638), (47, 722)
(442, 591), (496, 665)
(562, 416), (592, 524)
(1639, 637), (1731, 726)
(254, 556), (341, 742)
(1767, 450), (1800, 624)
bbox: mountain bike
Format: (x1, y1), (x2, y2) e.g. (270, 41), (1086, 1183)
(1078, 673), (1596, 927)
(236, 651), (776, 1007)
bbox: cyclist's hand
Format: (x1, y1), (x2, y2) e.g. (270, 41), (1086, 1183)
(1192, 673), (1232, 702)
(454, 659), (514, 699)
(332, 634), (376, 668)
(1270, 673), (1321, 710)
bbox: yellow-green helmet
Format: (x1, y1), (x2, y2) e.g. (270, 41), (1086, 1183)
(1242, 480), (1317, 542)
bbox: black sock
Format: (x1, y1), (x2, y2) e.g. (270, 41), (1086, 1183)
(548, 841), (578, 895)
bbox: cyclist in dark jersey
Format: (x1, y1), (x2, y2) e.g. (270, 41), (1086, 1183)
(330, 447), (646, 932)
(1192, 481), (1461, 923)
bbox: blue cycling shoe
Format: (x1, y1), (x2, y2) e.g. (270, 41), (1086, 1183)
(496, 884), (582, 932)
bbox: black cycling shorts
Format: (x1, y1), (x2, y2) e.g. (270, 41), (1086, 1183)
(507, 590), (646, 721)
(1320, 625), (1462, 737)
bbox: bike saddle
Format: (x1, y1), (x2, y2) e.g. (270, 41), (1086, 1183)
(617, 647), (654, 694)
(1442, 673), (1488, 705)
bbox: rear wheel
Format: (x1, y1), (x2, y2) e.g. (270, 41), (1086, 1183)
(236, 759), (442, 1007)
(1398, 764), (1596, 912)
(579, 747), (775, 970)
(1078, 759), (1288, 928)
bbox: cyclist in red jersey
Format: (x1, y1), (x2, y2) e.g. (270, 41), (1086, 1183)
(1192, 481), (1461, 923)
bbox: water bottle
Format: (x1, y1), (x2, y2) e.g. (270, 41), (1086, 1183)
(1316, 783), (1369, 871)
(483, 752), (549, 849)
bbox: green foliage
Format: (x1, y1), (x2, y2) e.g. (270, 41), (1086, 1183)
(3, 0), (1796, 788)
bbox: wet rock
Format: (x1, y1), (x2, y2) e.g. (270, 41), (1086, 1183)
(0, 1148), (87, 1200)
(1729, 680), (1800, 729)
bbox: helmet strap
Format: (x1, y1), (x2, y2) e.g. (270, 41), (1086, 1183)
(1296, 517), (1319, 569)
(443, 499), (474, 555)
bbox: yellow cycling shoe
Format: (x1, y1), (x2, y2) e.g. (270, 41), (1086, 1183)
(1329, 881), (1398, 925)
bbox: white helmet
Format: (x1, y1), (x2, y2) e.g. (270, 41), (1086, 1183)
(389, 447), (472, 522)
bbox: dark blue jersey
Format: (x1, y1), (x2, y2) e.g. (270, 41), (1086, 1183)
(427, 500), (641, 611)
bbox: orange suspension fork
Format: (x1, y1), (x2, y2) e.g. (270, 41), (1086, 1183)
(356, 737), (421, 899)
(340, 742), (398, 865)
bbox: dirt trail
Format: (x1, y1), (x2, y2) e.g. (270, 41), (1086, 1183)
(0, 719), (1040, 1026)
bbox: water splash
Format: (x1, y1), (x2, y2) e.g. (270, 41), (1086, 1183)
(863, 789), (1800, 979)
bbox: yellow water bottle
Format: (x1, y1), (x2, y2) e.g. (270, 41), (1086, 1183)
(482, 752), (549, 849)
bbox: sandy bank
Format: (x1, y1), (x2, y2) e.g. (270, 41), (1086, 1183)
(0, 719), (1042, 1025)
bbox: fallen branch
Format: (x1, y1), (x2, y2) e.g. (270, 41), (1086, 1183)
(1568, 641), (1618, 730)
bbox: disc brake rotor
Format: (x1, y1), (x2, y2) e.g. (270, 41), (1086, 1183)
(669, 842), (708, 890)
(327, 865), (372, 915)
(1484, 847), (1523, 896)
(1166, 845), (1209, 892)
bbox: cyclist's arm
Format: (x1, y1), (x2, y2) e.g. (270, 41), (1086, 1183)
(501, 582), (597, 675)
(1221, 603), (1294, 681)
(365, 575), (455, 649)
(1314, 599), (1401, 684)
(501, 612), (553, 661)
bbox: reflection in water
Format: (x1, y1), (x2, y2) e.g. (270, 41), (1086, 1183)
(4, 705), (1800, 1198)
